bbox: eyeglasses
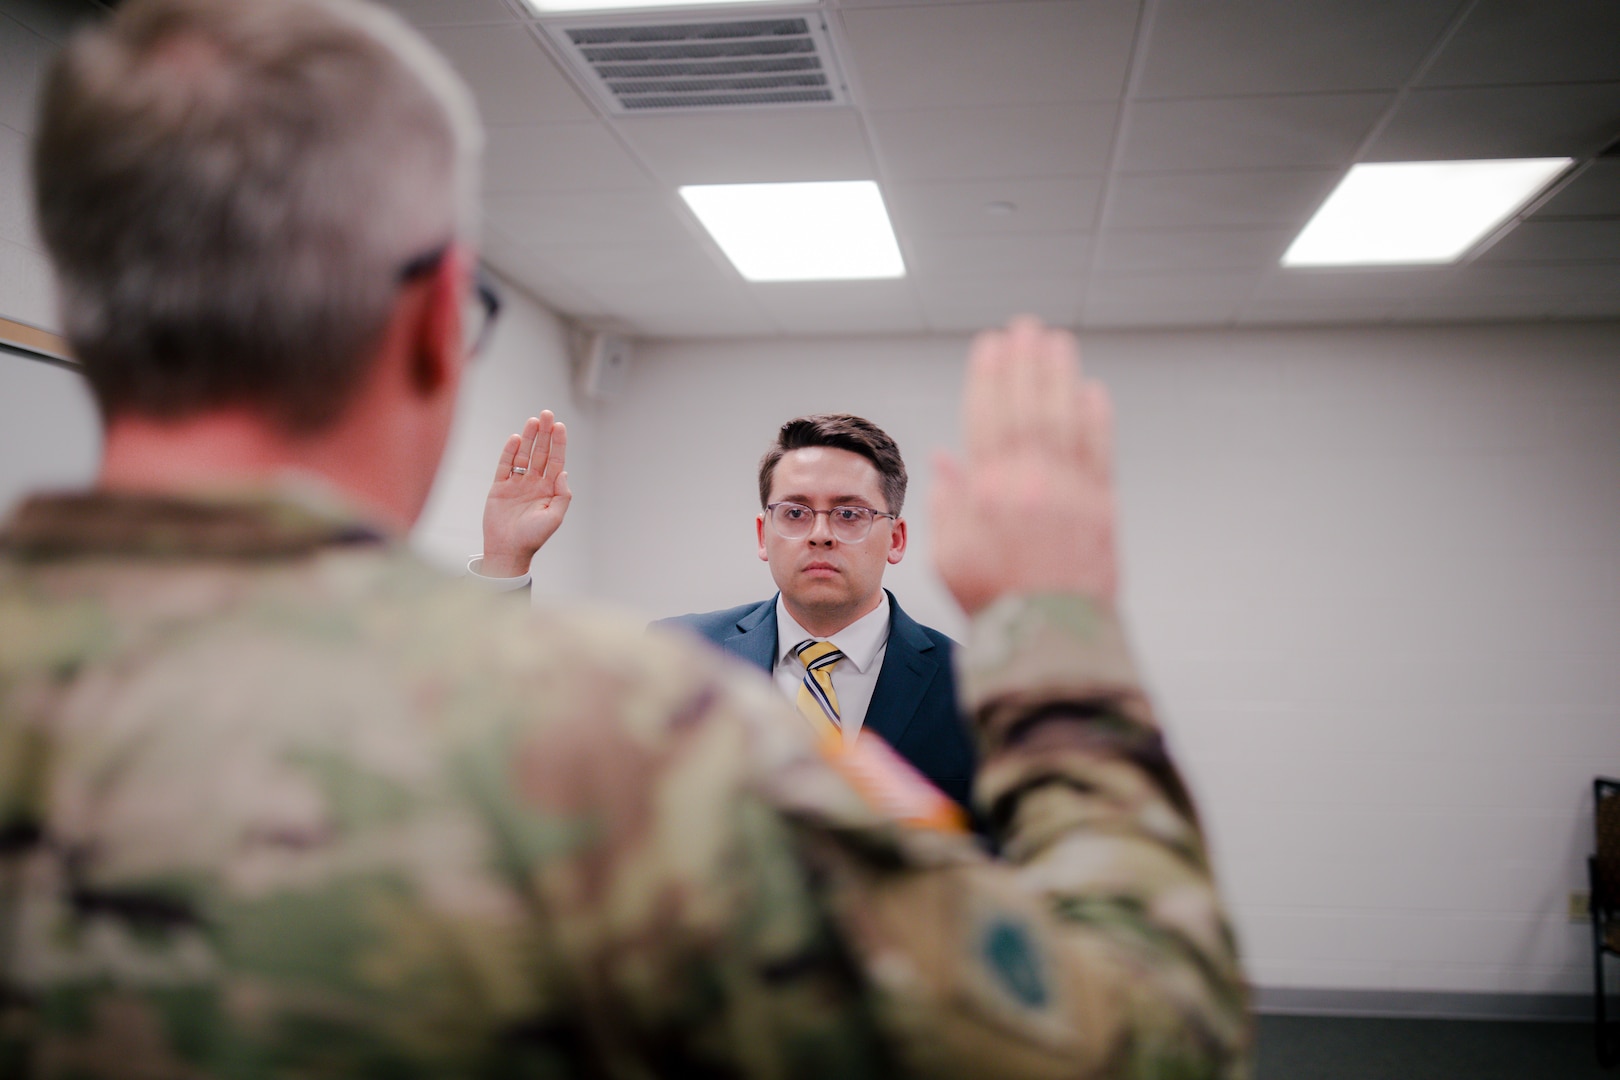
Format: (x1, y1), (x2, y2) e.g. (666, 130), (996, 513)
(765, 501), (897, 543)
(399, 244), (503, 358)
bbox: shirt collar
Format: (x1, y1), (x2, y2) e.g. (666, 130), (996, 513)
(774, 591), (891, 674)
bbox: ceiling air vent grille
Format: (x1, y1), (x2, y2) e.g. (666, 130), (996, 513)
(540, 13), (849, 113)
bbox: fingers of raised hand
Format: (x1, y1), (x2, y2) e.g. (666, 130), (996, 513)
(514, 415), (543, 475)
(965, 317), (1088, 459)
(964, 327), (1011, 459)
(539, 420), (567, 482)
(1076, 381), (1114, 484)
(493, 433), (522, 483)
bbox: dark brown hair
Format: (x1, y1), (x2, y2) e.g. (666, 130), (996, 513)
(757, 414), (907, 514)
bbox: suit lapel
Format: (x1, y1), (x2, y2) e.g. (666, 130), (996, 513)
(863, 591), (936, 749)
(722, 597), (778, 673)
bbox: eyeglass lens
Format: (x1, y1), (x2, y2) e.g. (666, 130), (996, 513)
(771, 503), (880, 542)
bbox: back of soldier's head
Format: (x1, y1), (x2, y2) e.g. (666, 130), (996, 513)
(32, 0), (483, 432)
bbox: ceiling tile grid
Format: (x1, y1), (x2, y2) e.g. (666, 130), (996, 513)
(865, 101), (1120, 180)
(371, 0), (1620, 337)
(1134, 0), (1462, 99)
(837, 0), (1138, 109)
(915, 275), (1085, 334)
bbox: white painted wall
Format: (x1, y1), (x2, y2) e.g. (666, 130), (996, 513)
(588, 335), (968, 634)
(592, 322), (1620, 999)
(0, 349), (99, 517)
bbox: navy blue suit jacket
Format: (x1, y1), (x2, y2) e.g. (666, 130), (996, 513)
(657, 591), (976, 809)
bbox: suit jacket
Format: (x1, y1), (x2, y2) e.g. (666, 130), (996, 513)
(657, 590), (976, 809)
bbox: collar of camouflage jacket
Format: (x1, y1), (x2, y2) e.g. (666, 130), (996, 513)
(0, 483), (390, 561)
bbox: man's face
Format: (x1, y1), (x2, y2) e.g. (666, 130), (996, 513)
(756, 446), (906, 634)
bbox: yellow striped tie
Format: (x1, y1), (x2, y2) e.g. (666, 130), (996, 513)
(793, 640), (968, 834)
(793, 639), (844, 740)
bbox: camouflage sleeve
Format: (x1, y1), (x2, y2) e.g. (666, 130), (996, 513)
(511, 593), (1249, 1079)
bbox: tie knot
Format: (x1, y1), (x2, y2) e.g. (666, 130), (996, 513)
(794, 639), (844, 670)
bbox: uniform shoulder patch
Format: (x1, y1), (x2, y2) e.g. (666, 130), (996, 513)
(980, 916), (1048, 1009)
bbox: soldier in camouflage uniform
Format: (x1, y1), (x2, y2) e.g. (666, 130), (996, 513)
(0, 0), (1250, 1076)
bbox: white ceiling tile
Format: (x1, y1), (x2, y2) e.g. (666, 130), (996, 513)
(1250, 267), (1453, 302)
(424, 0), (1620, 335)
(597, 280), (776, 338)
(1419, 0), (1620, 87)
(1390, 264), (1620, 319)
(1083, 288), (1250, 326)
(482, 243), (611, 319)
(615, 109), (874, 184)
(1094, 226), (1295, 274)
(752, 279), (928, 336)
(517, 243), (735, 291)
(1085, 269), (1255, 312)
(1387, 295), (1560, 322)
(1237, 297), (1404, 325)
(1138, 0), (1456, 98)
(833, 0), (1006, 7)
(905, 231), (1090, 279)
(915, 276), (1083, 333)
(1364, 84), (1620, 162)
(886, 176), (1104, 237)
(484, 123), (652, 194)
(483, 190), (697, 246)
(421, 24), (597, 126)
(1474, 220), (1620, 265)
(1533, 161), (1620, 219)
(1118, 93), (1391, 172)
(1442, 263), (1620, 300)
(631, 311), (780, 338)
(1104, 169), (1341, 229)
(1083, 304), (1239, 329)
(374, 0), (519, 27)
(1545, 296), (1620, 318)
(838, 0), (1137, 109)
(869, 103), (1117, 181)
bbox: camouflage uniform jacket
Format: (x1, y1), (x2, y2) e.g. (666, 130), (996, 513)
(0, 487), (1249, 1079)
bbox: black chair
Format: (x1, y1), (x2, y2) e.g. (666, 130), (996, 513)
(1594, 777), (1620, 1068)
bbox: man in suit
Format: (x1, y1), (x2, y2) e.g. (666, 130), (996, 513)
(474, 413), (974, 808)
(659, 415), (976, 809)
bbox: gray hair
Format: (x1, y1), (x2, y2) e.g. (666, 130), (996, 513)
(32, 0), (483, 430)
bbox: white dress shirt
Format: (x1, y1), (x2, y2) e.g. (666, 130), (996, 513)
(465, 555), (530, 591)
(771, 593), (890, 745)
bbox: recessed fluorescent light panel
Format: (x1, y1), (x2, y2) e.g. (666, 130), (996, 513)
(522, 0), (787, 11)
(680, 181), (906, 282)
(1283, 158), (1572, 267)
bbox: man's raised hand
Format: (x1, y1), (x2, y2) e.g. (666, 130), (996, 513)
(480, 411), (572, 578)
(932, 317), (1118, 616)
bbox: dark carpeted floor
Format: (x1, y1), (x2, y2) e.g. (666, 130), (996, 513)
(1255, 1014), (1615, 1080)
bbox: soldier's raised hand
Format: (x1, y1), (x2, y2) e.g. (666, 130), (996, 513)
(480, 411), (572, 578)
(932, 317), (1118, 616)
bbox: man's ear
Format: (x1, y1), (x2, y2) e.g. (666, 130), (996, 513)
(756, 513), (770, 561)
(406, 247), (467, 398)
(887, 516), (907, 565)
